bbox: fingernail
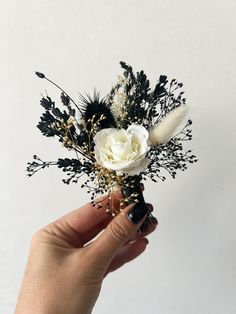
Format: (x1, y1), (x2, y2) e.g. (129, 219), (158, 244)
(146, 203), (153, 212)
(127, 203), (149, 224)
(152, 217), (158, 225)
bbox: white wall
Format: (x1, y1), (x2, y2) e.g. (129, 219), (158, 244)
(0, 1), (236, 313)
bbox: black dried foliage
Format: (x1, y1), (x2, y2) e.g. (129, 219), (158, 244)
(57, 158), (92, 185)
(107, 61), (186, 129)
(144, 119), (197, 183)
(37, 95), (75, 143)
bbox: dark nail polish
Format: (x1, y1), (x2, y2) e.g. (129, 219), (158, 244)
(152, 216), (158, 225)
(146, 203), (153, 212)
(128, 203), (149, 224)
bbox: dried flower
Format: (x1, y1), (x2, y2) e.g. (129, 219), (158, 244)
(149, 105), (188, 145)
(35, 71), (45, 79)
(94, 124), (150, 175)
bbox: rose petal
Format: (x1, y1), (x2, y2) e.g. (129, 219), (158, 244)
(121, 157), (151, 176)
(127, 124), (149, 140)
(103, 159), (132, 171)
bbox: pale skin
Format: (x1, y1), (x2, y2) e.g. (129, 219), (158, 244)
(15, 189), (157, 314)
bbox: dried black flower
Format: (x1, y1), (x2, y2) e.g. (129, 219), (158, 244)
(80, 90), (117, 130)
(35, 71), (45, 79)
(40, 96), (54, 110)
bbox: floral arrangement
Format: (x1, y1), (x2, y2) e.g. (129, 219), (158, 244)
(27, 61), (197, 230)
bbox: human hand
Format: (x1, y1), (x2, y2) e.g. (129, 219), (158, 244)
(15, 190), (157, 314)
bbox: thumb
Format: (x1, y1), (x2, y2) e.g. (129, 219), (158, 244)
(90, 202), (149, 268)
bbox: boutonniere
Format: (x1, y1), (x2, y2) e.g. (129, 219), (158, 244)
(27, 61), (197, 231)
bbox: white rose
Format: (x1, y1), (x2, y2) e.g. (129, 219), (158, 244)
(94, 124), (150, 175)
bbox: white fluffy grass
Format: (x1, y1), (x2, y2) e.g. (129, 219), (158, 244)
(149, 105), (188, 145)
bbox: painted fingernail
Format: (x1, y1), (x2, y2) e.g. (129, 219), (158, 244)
(127, 203), (149, 224)
(152, 216), (158, 225)
(146, 203), (153, 212)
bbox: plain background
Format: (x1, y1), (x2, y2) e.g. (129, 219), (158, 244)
(0, 1), (236, 313)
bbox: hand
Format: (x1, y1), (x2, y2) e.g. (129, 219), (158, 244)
(15, 190), (157, 314)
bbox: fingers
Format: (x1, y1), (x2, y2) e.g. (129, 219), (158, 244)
(84, 202), (157, 250)
(87, 202), (149, 269)
(43, 185), (149, 249)
(127, 219), (157, 243)
(104, 238), (149, 277)
(44, 191), (121, 248)
(78, 185), (146, 245)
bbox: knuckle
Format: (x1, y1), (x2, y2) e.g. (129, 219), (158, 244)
(30, 229), (44, 246)
(109, 219), (129, 242)
(30, 228), (51, 245)
(32, 229), (43, 240)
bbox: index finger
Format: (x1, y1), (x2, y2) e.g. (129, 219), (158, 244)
(49, 191), (123, 247)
